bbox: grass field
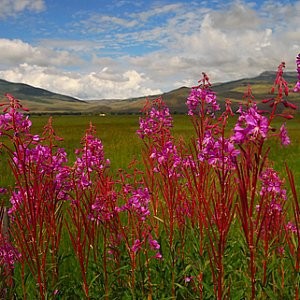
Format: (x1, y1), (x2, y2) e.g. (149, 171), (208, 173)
(1, 113), (299, 189)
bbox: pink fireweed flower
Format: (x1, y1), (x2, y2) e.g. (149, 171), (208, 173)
(153, 252), (163, 260)
(279, 123), (290, 146)
(0, 94), (31, 136)
(73, 127), (110, 189)
(0, 238), (21, 270)
(232, 104), (269, 144)
(198, 130), (240, 169)
(89, 193), (118, 223)
(150, 140), (181, 177)
(184, 276), (193, 283)
(121, 187), (151, 221)
(137, 98), (173, 140)
(8, 190), (24, 215)
(286, 221), (297, 233)
(186, 87), (220, 116)
(260, 168), (286, 201)
(0, 188), (7, 194)
(292, 53), (300, 93)
(0, 111), (32, 136)
(12, 145), (71, 200)
(148, 237), (160, 250)
(131, 239), (143, 253)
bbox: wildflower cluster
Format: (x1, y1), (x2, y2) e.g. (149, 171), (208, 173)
(150, 140), (181, 177)
(121, 187), (150, 221)
(137, 97), (173, 140)
(186, 85), (220, 116)
(198, 130), (239, 170)
(0, 94), (31, 136)
(73, 124), (110, 189)
(233, 104), (269, 144)
(260, 168), (286, 202)
(0, 237), (21, 270)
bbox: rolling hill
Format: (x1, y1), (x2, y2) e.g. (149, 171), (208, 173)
(0, 71), (299, 114)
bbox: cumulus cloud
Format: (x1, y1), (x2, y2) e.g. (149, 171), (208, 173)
(0, 63), (162, 99)
(0, 0), (45, 18)
(0, 0), (299, 99)
(0, 39), (82, 68)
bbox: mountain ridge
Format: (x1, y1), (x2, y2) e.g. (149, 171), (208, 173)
(0, 71), (298, 114)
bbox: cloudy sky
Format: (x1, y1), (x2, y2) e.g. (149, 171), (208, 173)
(0, 0), (299, 100)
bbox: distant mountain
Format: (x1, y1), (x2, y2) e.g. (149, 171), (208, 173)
(94, 71), (299, 114)
(0, 79), (83, 103)
(0, 71), (299, 114)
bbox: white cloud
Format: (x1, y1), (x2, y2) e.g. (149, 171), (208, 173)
(0, 1), (299, 100)
(0, 0), (45, 18)
(0, 39), (82, 67)
(0, 63), (161, 99)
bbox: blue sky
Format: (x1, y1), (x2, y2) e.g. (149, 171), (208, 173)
(0, 0), (299, 99)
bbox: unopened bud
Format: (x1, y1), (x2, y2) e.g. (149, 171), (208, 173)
(262, 98), (272, 103)
(270, 87), (275, 94)
(284, 86), (289, 96)
(287, 102), (297, 110)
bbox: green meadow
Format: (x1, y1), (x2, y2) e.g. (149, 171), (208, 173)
(1, 113), (299, 188)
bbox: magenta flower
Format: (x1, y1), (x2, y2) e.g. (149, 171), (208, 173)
(184, 276), (193, 283)
(292, 53), (300, 93)
(73, 125), (110, 189)
(260, 168), (286, 201)
(186, 87), (220, 116)
(8, 190), (24, 215)
(12, 144), (71, 201)
(0, 238), (21, 269)
(286, 221), (297, 233)
(150, 140), (181, 177)
(153, 252), (162, 260)
(279, 123), (290, 146)
(148, 237), (160, 250)
(233, 104), (269, 144)
(121, 187), (151, 221)
(198, 130), (240, 169)
(131, 239), (142, 253)
(137, 99), (173, 140)
(90, 193), (117, 223)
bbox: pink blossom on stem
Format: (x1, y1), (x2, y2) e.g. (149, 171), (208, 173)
(150, 140), (181, 177)
(260, 168), (286, 201)
(122, 187), (151, 221)
(186, 87), (220, 116)
(137, 98), (173, 140)
(198, 130), (240, 169)
(148, 237), (160, 250)
(279, 123), (290, 146)
(286, 221), (298, 233)
(131, 239), (142, 253)
(292, 53), (300, 93)
(0, 238), (21, 270)
(233, 104), (269, 144)
(73, 124), (110, 189)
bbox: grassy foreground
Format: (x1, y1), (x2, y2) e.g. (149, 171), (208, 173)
(26, 113), (300, 179)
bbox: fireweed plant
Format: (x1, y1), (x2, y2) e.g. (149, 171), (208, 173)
(0, 56), (299, 299)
